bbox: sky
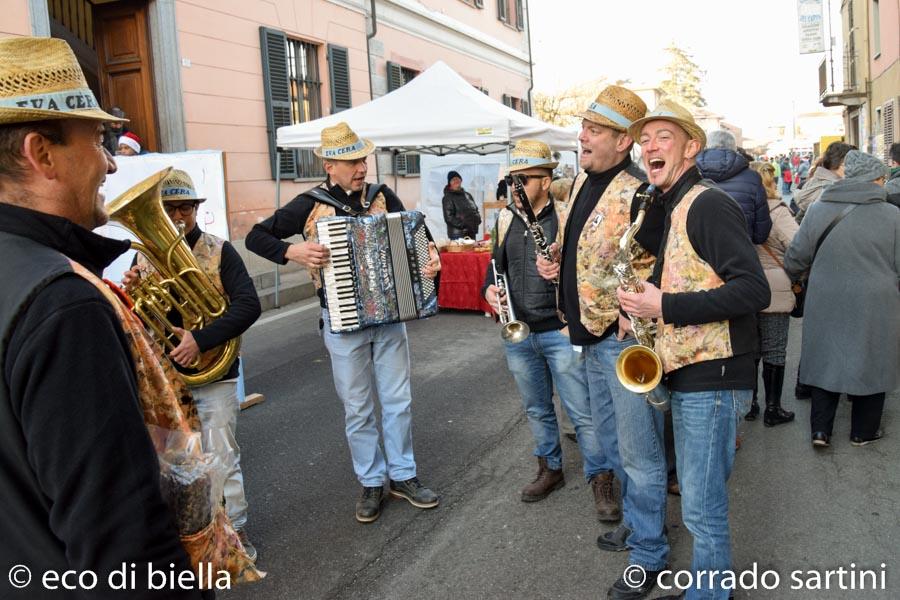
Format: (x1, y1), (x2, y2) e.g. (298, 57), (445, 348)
(529, 0), (843, 140)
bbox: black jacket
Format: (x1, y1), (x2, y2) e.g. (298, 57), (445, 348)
(482, 201), (562, 332)
(651, 167), (771, 391)
(0, 203), (207, 599)
(442, 186), (481, 238)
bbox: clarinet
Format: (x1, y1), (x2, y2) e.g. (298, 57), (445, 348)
(505, 174), (554, 263)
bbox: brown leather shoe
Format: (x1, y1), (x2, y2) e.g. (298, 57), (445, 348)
(521, 457), (565, 502)
(591, 471), (622, 522)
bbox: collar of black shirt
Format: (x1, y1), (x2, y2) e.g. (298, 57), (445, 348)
(659, 165), (703, 209)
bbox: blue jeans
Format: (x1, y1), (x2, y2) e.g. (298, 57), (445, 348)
(322, 310), (417, 487)
(584, 336), (669, 570)
(504, 328), (604, 480)
(671, 389), (752, 600)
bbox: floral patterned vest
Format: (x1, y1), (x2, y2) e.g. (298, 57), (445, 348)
(655, 184), (734, 373)
(302, 182), (388, 290)
(556, 169), (654, 336)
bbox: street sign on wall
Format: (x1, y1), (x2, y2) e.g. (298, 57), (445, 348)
(797, 0), (825, 54)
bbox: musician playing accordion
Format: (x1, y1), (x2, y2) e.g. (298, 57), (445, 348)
(246, 122), (441, 524)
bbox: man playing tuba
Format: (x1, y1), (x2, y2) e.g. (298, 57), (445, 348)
(124, 169), (262, 561)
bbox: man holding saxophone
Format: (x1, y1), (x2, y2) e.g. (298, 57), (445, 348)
(124, 169), (262, 561)
(536, 86), (669, 600)
(617, 101), (769, 600)
(482, 140), (606, 508)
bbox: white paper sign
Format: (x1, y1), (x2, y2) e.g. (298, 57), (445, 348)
(797, 0), (825, 54)
(95, 150), (228, 283)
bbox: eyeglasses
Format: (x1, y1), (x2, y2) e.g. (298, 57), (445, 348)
(164, 202), (198, 215)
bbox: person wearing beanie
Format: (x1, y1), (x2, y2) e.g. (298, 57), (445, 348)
(117, 131), (142, 155)
(784, 150), (898, 449)
(442, 170), (481, 239)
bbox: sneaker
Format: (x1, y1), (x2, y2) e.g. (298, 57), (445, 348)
(355, 486), (384, 523)
(850, 429), (883, 447)
(812, 431), (830, 448)
(596, 524), (631, 552)
(235, 528), (258, 563)
(607, 568), (664, 600)
(389, 477), (439, 509)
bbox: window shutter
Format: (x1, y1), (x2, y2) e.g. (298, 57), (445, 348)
(259, 27), (297, 179)
(387, 61), (403, 92)
(474, 0), (484, 7)
(327, 44), (352, 113)
(502, 94), (510, 107)
(497, 0), (507, 23)
(515, 0), (524, 30)
(883, 99), (896, 163)
(521, 99), (530, 116)
(393, 153), (408, 175)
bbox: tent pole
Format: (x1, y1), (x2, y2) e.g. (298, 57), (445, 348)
(274, 149), (282, 308)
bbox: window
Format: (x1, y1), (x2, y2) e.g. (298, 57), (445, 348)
(872, 0), (881, 57)
(393, 153), (421, 176)
(476, 86), (489, 95)
(502, 94), (530, 116)
(286, 38), (325, 178)
(460, 0), (484, 6)
(387, 62), (419, 92)
(497, 0), (524, 30)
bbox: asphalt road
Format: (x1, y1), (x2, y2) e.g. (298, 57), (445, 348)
(221, 301), (898, 600)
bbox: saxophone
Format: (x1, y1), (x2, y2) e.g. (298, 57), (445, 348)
(612, 185), (668, 410)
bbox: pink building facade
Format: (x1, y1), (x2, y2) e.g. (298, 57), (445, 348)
(7, 0), (532, 301)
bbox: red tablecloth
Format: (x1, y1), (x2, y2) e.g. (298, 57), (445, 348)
(438, 251), (495, 313)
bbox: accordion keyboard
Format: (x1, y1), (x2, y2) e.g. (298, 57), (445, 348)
(317, 219), (360, 331)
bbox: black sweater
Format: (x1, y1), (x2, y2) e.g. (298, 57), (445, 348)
(651, 167), (771, 391)
(0, 203), (208, 599)
(245, 181), (409, 308)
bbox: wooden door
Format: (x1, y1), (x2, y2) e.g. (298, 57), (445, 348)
(94, 1), (158, 152)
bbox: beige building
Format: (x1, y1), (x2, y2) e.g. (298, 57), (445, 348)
(4, 0), (533, 304)
(821, 0), (899, 162)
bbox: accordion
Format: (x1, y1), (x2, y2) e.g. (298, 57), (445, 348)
(316, 210), (438, 333)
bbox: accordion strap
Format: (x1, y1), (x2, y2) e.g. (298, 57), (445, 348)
(303, 183), (385, 218)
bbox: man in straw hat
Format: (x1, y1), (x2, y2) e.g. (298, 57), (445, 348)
(124, 169), (262, 561)
(0, 37), (207, 598)
(535, 85), (670, 600)
(247, 122), (441, 524)
(617, 99), (770, 600)
(481, 139), (606, 507)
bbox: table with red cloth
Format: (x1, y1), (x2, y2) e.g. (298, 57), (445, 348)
(438, 250), (495, 313)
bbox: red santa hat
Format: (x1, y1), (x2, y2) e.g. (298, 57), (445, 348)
(118, 131), (141, 153)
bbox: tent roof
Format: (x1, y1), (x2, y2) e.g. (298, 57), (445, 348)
(276, 61), (576, 155)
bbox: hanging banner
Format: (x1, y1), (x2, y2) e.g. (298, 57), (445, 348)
(797, 0), (825, 54)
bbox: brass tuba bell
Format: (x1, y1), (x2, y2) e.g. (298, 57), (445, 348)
(106, 168), (240, 386)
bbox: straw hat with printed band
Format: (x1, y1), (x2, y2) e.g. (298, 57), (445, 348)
(160, 169), (206, 204)
(508, 139), (558, 173)
(579, 85), (647, 133)
(0, 37), (125, 125)
(627, 99), (707, 150)
(313, 122), (375, 160)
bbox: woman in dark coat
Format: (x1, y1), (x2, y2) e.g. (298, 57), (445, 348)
(442, 170), (481, 239)
(784, 150), (899, 448)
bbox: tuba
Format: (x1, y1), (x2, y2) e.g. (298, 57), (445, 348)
(491, 259), (529, 343)
(612, 185), (668, 410)
(106, 168), (240, 387)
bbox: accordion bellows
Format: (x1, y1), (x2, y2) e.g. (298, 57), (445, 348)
(317, 211), (438, 333)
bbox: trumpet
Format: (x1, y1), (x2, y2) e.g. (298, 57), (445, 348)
(491, 259), (529, 343)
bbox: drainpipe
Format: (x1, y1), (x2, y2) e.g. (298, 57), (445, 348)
(524, 0), (534, 114)
(367, 0), (380, 181)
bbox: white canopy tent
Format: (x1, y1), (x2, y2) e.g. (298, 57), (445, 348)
(276, 61), (576, 154)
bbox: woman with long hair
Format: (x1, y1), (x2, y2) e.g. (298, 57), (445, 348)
(747, 161), (798, 426)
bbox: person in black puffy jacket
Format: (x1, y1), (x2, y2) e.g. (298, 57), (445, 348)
(696, 130), (772, 244)
(442, 170), (481, 239)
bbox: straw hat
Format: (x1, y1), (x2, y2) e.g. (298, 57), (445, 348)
(160, 169), (206, 204)
(0, 37), (125, 125)
(628, 99), (707, 149)
(313, 122), (375, 160)
(508, 139), (558, 173)
(579, 85), (647, 133)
